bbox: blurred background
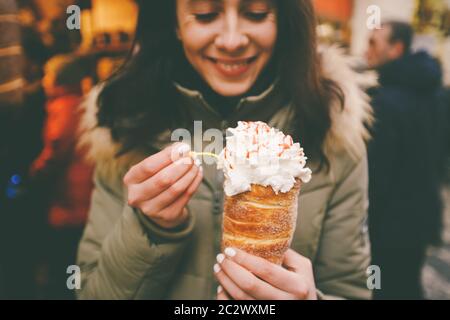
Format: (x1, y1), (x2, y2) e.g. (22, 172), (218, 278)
(0, 0), (449, 299)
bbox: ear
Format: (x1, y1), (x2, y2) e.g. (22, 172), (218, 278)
(390, 41), (405, 60)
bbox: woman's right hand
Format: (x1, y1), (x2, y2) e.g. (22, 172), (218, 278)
(123, 143), (203, 229)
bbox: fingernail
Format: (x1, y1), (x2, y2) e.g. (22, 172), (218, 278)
(224, 248), (236, 258)
(217, 285), (223, 294)
(213, 263), (221, 273)
(199, 166), (204, 173)
(216, 253), (225, 264)
(194, 158), (202, 167)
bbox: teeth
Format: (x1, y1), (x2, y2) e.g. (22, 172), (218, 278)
(218, 61), (248, 71)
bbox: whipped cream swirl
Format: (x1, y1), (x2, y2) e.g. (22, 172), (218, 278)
(217, 121), (312, 196)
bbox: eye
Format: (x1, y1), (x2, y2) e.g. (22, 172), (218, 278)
(244, 11), (269, 21)
(194, 12), (219, 23)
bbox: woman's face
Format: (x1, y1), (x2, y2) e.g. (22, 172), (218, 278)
(176, 0), (278, 97)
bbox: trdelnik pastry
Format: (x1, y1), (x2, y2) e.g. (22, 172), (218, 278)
(218, 121), (312, 265)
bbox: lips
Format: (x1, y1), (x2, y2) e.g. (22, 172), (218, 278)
(207, 56), (258, 77)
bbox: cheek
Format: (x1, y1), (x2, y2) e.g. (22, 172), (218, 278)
(377, 46), (387, 58)
(179, 24), (214, 57)
(251, 22), (277, 54)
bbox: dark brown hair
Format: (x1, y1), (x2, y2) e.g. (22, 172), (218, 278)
(97, 0), (343, 168)
(383, 20), (413, 55)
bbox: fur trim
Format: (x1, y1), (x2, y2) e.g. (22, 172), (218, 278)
(320, 46), (376, 160)
(78, 46), (377, 173)
(77, 84), (145, 177)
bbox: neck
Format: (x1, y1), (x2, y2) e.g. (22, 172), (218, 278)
(173, 56), (276, 118)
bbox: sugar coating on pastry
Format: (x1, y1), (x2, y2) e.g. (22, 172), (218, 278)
(218, 121), (312, 196)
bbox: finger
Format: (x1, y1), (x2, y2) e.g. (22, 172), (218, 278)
(214, 263), (254, 300)
(128, 157), (194, 205)
(282, 249), (308, 272)
(218, 254), (292, 300)
(216, 286), (231, 300)
(151, 169), (202, 225)
(185, 166), (203, 195)
(282, 249), (315, 299)
(124, 143), (190, 184)
(222, 247), (298, 294)
(140, 164), (199, 214)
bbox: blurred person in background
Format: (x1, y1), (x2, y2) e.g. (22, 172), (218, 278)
(366, 21), (446, 299)
(1, 0), (61, 299)
(30, 54), (94, 299)
(445, 88), (450, 181)
(438, 88), (450, 183)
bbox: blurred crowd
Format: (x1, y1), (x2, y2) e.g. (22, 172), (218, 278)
(0, 0), (127, 299)
(0, 0), (449, 300)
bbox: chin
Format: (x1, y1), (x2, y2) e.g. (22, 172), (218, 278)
(208, 79), (255, 97)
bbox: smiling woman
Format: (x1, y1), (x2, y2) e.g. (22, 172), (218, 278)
(93, 0), (342, 165)
(77, 0), (374, 300)
(176, 0), (277, 96)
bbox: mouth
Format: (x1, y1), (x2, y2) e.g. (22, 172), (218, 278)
(206, 56), (258, 77)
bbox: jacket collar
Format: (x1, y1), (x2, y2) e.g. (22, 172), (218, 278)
(173, 79), (289, 132)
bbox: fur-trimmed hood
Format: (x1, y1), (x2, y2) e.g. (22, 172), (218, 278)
(78, 46), (376, 173)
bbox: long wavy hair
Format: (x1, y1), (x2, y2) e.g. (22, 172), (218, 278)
(97, 0), (344, 168)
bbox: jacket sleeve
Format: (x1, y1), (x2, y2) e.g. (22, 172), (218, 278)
(314, 152), (372, 300)
(76, 168), (195, 300)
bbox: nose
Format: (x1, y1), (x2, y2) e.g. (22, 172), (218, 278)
(215, 12), (249, 53)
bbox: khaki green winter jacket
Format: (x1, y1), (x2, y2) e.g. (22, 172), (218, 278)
(76, 47), (376, 300)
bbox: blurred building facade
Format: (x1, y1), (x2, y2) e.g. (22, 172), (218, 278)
(79, 0), (137, 52)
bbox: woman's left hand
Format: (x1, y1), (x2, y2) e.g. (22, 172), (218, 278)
(214, 248), (317, 300)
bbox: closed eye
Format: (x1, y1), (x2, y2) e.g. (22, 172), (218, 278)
(244, 11), (269, 21)
(195, 12), (219, 23)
